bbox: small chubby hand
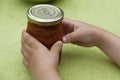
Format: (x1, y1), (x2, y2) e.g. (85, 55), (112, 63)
(62, 18), (103, 47)
(21, 30), (62, 80)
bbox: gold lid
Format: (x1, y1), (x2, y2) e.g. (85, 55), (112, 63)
(27, 4), (64, 26)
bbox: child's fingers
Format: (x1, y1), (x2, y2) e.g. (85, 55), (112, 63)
(23, 58), (29, 69)
(22, 30), (39, 48)
(22, 30), (44, 48)
(21, 47), (30, 61)
(21, 37), (32, 54)
(62, 19), (74, 34)
(50, 41), (63, 55)
(63, 31), (79, 43)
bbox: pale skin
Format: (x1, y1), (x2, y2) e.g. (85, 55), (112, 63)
(21, 18), (120, 80)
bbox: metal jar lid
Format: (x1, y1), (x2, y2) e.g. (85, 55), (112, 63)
(27, 4), (64, 26)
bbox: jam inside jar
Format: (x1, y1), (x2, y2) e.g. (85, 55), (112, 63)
(27, 22), (63, 50)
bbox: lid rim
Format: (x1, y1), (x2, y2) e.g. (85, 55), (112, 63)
(27, 4), (64, 26)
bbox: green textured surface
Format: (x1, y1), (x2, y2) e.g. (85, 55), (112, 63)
(0, 0), (120, 80)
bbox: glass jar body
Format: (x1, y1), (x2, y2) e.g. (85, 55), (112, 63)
(27, 22), (63, 49)
(26, 22), (63, 62)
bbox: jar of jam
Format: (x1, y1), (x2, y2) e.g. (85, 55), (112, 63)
(26, 4), (64, 60)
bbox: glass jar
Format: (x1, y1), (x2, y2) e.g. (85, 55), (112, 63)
(26, 4), (64, 61)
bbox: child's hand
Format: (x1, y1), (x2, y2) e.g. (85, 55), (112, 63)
(62, 18), (103, 47)
(62, 18), (120, 66)
(21, 31), (62, 80)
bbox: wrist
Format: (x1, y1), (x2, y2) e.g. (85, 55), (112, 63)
(92, 28), (120, 66)
(92, 28), (108, 47)
(33, 68), (60, 80)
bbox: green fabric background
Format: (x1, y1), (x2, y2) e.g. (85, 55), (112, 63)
(0, 0), (120, 80)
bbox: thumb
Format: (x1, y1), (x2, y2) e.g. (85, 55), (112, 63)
(63, 31), (79, 43)
(50, 41), (63, 54)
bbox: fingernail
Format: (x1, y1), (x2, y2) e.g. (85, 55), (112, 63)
(57, 41), (63, 46)
(63, 37), (67, 43)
